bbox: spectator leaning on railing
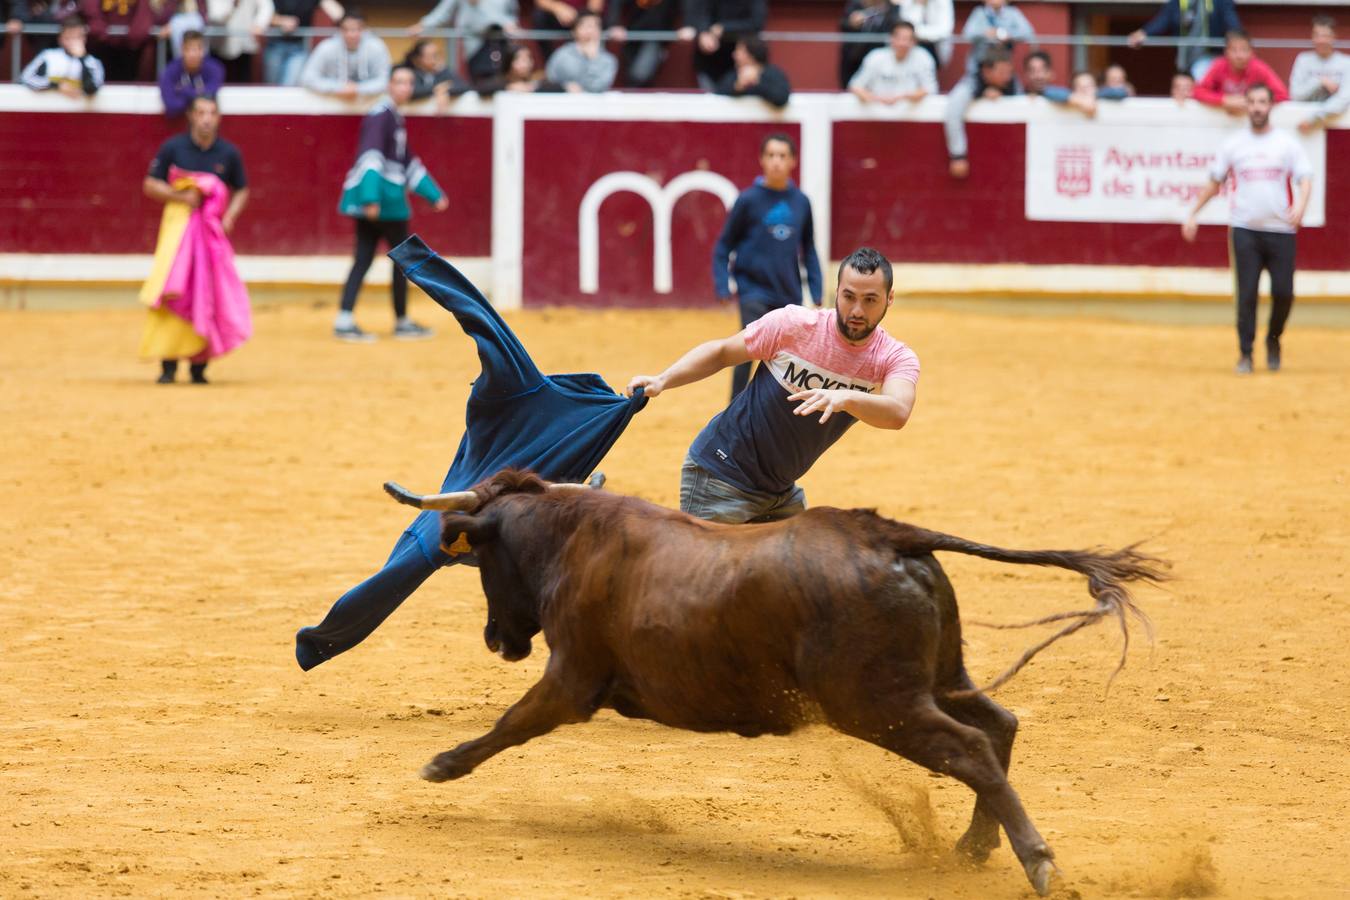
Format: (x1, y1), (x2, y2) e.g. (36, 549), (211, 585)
(897, 0), (952, 68)
(686, 0), (766, 92)
(408, 0), (517, 61)
(475, 42), (546, 93)
(838, 0), (899, 89)
(1290, 16), (1350, 132)
(159, 29), (223, 116)
(960, 0), (1033, 75)
(544, 11), (617, 93)
(21, 14), (104, 95)
(1044, 70), (1127, 117)
(1171, 70), (1194, 103)
(1103, 63), (1135, 96)
(264, 0), (343, 85)
(404, 38), (468, 111)
(1020, 47), (1049, 95)
(1193, 30), (1288, 115)
(714, 35), (789, 106)
(848, 20), (935, 105)
(1127, 0), (1240, 81)
(300, 8), (390, 98)
(604, 0), (681, 88)
(944, 43), (1019, 179)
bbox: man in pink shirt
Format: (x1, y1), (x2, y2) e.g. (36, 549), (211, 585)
(1194, 30), (1289, 114)
(626, 247), (919, 523)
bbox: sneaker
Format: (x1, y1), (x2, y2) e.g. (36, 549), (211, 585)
(335, 323), (376, 343)
(156, 372), (175, 384)
(1235, 355), (1254, 374)
(1266, 337), (1281, 372)
(393, 320), (434, 341)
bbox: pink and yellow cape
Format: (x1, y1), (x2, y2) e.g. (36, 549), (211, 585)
(139, 168), (252, 362)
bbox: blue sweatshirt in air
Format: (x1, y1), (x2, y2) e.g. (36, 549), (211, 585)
(712, 177), (823, 307)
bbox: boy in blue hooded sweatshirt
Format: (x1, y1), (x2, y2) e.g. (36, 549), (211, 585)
(713, 132), (823, 398)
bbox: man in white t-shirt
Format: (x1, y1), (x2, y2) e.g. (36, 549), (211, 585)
(1183, 83), (1312, 374)
(625, 247), (919, 523)
(849, 20), (938, 105)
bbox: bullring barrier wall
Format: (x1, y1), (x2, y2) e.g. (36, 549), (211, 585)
(2, 85), (1346, 308)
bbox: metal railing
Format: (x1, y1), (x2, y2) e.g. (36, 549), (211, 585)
(8, 21), (1349, 85)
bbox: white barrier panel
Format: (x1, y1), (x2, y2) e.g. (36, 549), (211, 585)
(1026, 119), (1326, 227)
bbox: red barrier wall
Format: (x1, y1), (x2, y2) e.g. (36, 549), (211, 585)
(831, 120), (1350, 272)
(520, 120), (802, 308)
(0, 112), (492, 257)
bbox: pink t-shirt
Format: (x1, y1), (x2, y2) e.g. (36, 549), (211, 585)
(744, 305), (920, 391)
(688, 305), (919, 494)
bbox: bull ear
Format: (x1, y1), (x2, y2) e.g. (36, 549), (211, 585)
(440, 511), (499, 558)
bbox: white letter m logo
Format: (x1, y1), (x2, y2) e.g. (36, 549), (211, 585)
(578, 171), (740, 294)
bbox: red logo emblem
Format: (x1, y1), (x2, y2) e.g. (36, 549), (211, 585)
(1055, 146), (1093, 198)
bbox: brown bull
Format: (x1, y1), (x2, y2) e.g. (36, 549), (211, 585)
(384, 470), (1166, 896)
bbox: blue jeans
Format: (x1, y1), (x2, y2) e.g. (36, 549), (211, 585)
(263, 40), (307, 85)
(680, 457), (806, 524)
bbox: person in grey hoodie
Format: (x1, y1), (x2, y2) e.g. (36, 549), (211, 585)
(1290, 15), (1350, 132)
(544, 12), (617, 92)
(960, 0), (1033, 74)
(300, 9), (390, 98)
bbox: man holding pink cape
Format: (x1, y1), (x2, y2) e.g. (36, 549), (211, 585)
(140, 95), (251, 385)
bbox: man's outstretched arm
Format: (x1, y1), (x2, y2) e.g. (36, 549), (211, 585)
(625, 334), (752, 398)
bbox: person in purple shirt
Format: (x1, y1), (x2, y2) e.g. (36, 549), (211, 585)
(159, 30), (224, 118)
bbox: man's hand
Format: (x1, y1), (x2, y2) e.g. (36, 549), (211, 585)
(734, 64), (761, 91)
(697, 30), (719, 54)
(949, 158), (970, 179)
(1321, 76), (1340, 95)
(5, 17), (22, 35)
(676, 26), (695, 41)
(277, 14), (300, 33)
(1221, 94), (1246, 114)
(788, 388), (851, 424)
(336, 81), (359, 99)
(1283, 205), (1306, 230)
(1298, 118), (1318, 134)
(433, 196), (449, 212)
(177, 186), (204, 208)
(607, 25), (627, 41)
(1181, 215), (1199, 243)
(1126, 29), (1145, 48)
(363, 202), (380, 220)
(624, 374), (664, 399)
(222, 210), (238, 234)
(406, 22), (424, 36)
(58, 82), (83, 98)
(554, 4), (578, 27)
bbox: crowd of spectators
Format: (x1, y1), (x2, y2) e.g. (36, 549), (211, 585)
(4, 1), (1345, 170)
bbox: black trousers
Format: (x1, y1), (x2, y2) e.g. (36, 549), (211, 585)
(340, 218), (409, 317)
(730, 297), (774, 399)
(1230, 226), (1296, 356)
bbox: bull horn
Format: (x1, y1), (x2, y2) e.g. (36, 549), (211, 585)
(383, 482), (479, 511)
(546, 471), (606, 493)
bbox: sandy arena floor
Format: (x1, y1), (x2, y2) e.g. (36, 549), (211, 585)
(2, 294), (1347, 899)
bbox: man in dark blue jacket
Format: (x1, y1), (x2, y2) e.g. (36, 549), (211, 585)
(1128, 0), (1242, 79)
(713, 132), (822, 398)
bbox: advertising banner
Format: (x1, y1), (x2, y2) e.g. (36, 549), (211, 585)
(1025, 120), (1325, 227)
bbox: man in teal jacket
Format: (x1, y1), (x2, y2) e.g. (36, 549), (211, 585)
(335, 65), (449, 342)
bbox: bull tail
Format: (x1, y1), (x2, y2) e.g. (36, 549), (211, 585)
(896, 526), (1169, 697)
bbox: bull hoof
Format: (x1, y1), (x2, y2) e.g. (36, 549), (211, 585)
(419, 753), (471, 783)
(1024, 854), (1058, 897)
(954, 830), (998, 865)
